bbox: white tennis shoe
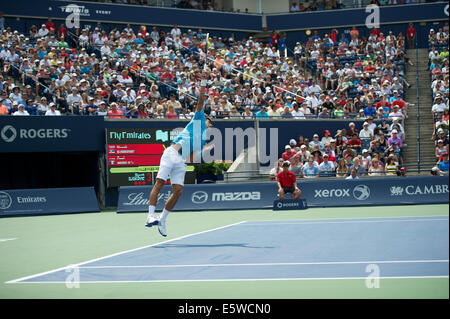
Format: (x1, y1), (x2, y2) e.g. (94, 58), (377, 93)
(145, 216), (159, 228)
(158, 219), (167, 237)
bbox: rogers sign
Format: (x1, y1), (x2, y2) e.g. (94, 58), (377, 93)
(0, 125), (70, 143)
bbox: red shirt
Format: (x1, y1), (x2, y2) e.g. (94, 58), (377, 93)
(277, 171), (296, 188)
(58, 26), (67, 39)
(348, 138), (362, 147)
(107, 110), (124, 118)
(407, 27), (416, 39)
(282, 150), (297, 161)
(392, 99), (405, 109)
(271, 33), (279, 46)
(46, 22), (55, 32)
(370, 28), (380, 37)
(329, 32), (337, 43)
(376, 101), (390, 109)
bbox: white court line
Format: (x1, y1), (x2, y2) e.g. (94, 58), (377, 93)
(8, 276), (449, 284)
(77, 259), (449, 269)
(241, 218), (448, 227)
(6, 221), (246, 284)
(241, 214), (449, 223)
(0, 238), (17, 242)
(240, 217), (449, 226)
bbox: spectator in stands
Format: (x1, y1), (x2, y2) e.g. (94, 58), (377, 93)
(345, 168), (359, 180)
(319, 153), (335, 176)
(349, 157), (365, 177)
(364, 101), (377, 117)
(321, 130), (332, 145)
(298, 144), (311, 164)
(288, 139), (299, 152)
(282, 145), (297, 161)
(436, 140), (448, 161)
(242, 106), (254, 119)
(289, 155), (303, 177)
(347, 133), (362, 153)
(388, 105), (405, 120)
(107, 102), (124, 118)
(432, 95), (447, 115)
(384, 155), (398, 176)
(369, 158), (384, 177)
(311, 144), (323, 164)
(12, 103), (29, 116)
(388, 129), (403, 148)
(302, 157), (319, 178)
(390, 90), (408, 116)
(342, 141), (357, 159)
(435, 128), (449, 149)
(346, 122), (358, 138)
(359, 122), (374, 140)
(0, 98), (8, 115)
(45, 102), (61, 116)
(270, 158), (284, 181)
(361, 149), (371, 170)
(255, 107), (269, 119)
(406, 22), (416, 49)
(309, 133), (324, 150)
(336, 158), (349, 178)
(435, 109), (449, 130)
(437, 153), (449, 174)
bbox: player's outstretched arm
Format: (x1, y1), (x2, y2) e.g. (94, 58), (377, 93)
(196, 71), (208, 112)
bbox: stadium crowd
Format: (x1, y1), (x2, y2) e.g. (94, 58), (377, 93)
(0, 19), (411, 122)
(428, 26), (449, 175)
(0, 17), (422, 178)
(270, 116), (407, 179)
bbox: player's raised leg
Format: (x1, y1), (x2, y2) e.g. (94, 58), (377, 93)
(145, 178), (165, 227)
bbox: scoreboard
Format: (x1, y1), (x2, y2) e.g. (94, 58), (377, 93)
(105, 128), (196, 187)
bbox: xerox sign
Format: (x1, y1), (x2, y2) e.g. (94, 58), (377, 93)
(313, 185), (371, 201)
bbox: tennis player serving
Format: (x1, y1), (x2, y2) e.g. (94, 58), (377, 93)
(145, 71), (213, 237)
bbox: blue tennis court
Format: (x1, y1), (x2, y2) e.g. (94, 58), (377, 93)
(9, 215), (449, 284)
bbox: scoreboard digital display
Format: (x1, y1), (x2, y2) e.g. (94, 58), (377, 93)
(105, 128), (196, 187)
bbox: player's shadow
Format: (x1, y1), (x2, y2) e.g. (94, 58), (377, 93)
(153, 243), (275, 249)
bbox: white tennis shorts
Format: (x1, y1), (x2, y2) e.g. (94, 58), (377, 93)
(156, 146), (186, 186)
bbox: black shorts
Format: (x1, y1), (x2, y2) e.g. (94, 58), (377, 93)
(282, 186), (296, 194)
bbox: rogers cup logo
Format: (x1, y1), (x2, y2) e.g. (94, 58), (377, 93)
(1, 125), (17, 143)
(0, 192), (12, 210)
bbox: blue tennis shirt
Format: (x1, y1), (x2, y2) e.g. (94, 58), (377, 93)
(172, 109), (207, 161)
